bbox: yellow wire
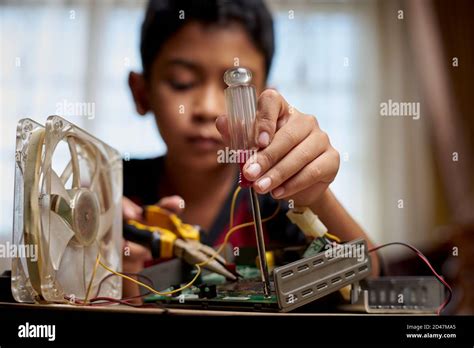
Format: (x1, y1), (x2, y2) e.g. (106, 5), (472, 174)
(75, 187), (341, 304)
(98, 260), (202, 296)
(83, 200), (336, 304)
(325, 232), (341, 243)
(229, 186), (242, 228)
(198, 201), (280, 268)
(83, 252), (101, 305)
(224, 185), (242, 261)
(93, 200), (281, 300)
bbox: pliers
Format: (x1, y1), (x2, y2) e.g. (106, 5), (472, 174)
(124, 205), (237, 280)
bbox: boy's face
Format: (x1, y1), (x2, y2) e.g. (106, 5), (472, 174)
(134, 21), (266, 171)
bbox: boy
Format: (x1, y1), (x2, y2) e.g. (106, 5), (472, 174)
(122, 0), (380, 296)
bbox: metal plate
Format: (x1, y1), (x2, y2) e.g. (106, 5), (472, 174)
(273, 238), (371, 312)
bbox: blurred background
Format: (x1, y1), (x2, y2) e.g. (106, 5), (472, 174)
(0, 0), (473, 313)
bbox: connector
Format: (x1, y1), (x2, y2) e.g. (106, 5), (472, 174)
(286, 207), (328, 238)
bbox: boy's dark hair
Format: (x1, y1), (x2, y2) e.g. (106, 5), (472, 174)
(140, 0), (274, 79)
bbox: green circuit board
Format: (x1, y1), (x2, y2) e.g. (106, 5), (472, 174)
(145, 265), (279, 310)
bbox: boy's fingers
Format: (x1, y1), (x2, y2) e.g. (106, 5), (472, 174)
(255, 89), (290, 148)
(215, 115), (231, 145)
(122, 197), (143, 221)
(156, 195), (185, 214)
(243, 115), (313, 181)
(122, 239), (151, 304)
(248, 131), (325, 193)
(282, 182), (329, 207)
(271, 150), (339, 199)
(123, 240), (153, 263)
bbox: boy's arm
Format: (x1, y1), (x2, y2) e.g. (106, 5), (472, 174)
(310, 189), (380, 276)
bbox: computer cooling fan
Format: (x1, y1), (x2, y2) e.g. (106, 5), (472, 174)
(12, 116), (122, 303)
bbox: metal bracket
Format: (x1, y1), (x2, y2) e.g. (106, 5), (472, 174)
(273, 238), (371, 312)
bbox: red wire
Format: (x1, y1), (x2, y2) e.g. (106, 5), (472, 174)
(369, 242), (453, 315)
(88, 297), (154, 308)
(65, 295), (152, 308)
(88, 272), (154, 307)
(94, 272), (154, 299)
(64, 272), (154, 307)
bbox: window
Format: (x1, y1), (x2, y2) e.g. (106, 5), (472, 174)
(0, 0), (381, 272)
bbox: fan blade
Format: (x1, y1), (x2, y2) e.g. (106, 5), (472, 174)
(67, 136), (81, 188)
(88, 147), (101, 190)
(97, 223), (118, 266)
(50, 170), (71, 202)
(56, 243), (85, 298)
(48, 211), (75, 271)
(97, 207), (114, 241)
(60, 160), (73, 185)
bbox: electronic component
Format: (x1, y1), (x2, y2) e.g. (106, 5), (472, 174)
(11, 116), (122, 303)
(349, 277), (446, 314)
(145, 264), (280, 312)
(303, 237), (328, 258)
(287, 207), (328, 238)
(145, 239), (372, 312)
(273, 238), (371, 312)
(367, 242), (453, 314)
(198, 284), (217, 299)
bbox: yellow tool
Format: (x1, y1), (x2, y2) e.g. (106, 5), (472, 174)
(124, 206), (237, 280)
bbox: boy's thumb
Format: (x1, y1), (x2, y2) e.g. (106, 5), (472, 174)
(156, 195), (185, 215)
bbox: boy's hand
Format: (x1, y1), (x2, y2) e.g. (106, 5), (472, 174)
(122, 195), (184, 221)
(121, 195), (185, 301)
(122, 196), (144, 221)
(121, 195), (185, 263)
(216, 89), (339, 207)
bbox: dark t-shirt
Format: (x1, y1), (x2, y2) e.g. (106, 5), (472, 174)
(123, 156), (306, 249)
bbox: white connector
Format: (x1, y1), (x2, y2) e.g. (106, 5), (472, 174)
(286, 207), (328, 238)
